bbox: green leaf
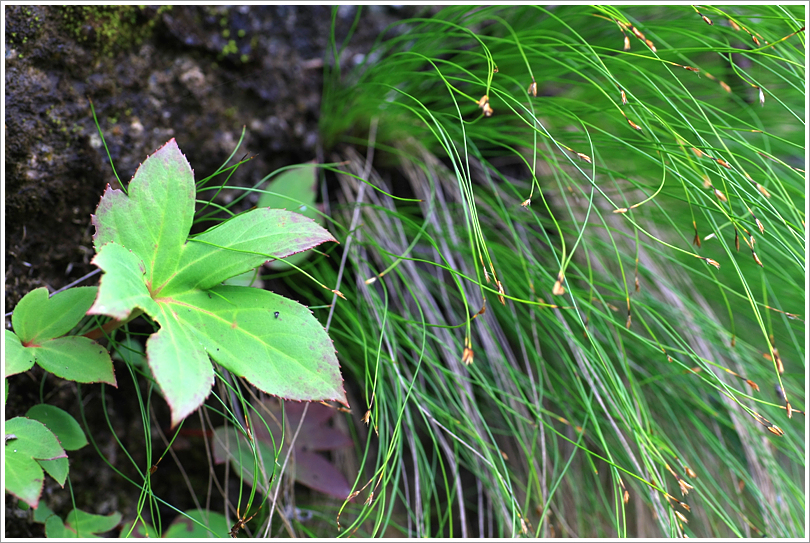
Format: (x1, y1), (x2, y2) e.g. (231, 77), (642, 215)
(25, 404), (88, 450)
(4, 330), (34, 377)
(11, 286), (97, 344)
(222, 268), (264, 288)
(111, 336), (147, 369)
(6, 286), (115, 385)
(169, 287), (346, 407)
(45, 508), (123, 538)
(64, 508), (123, 536)
(119, 519), (153, 538)
(89, 139), (345, 426)
(257, 164), (325, 271)
(36, 457), (68, 486)
(29, 336), (116, 385)
(257, 164), (321, 221)
(45, 515), (71, 538)
(32, 500), (57, 524)
(4, 417), (67, 508)
(92, 139), (195, 290)
(162, 509), (230, 538)
(168, 207), (336, 293)
(144, 313), (214, 425)
(89, 242), (160, 321)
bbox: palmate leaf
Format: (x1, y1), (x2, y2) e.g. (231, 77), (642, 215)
(88, 139), (347, 426)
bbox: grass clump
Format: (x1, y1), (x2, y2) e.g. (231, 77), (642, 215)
(311, 5), (805, 537)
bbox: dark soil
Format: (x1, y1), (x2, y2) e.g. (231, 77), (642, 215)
(3, 5), (422, 537)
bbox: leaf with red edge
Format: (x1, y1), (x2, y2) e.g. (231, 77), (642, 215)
(5, 287), (115, 385)
(88, 139), (345, 427)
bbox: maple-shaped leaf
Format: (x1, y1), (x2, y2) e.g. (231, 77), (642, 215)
(87, 139), (347, 426)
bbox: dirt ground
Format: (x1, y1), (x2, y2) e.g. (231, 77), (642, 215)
(3, 5), (422, 537)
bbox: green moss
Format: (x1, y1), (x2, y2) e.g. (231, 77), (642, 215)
(222, 39), (238, 56)
(58, 6), (163, 57)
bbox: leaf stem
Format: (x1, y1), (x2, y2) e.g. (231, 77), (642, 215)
(84, 309), (144, 341)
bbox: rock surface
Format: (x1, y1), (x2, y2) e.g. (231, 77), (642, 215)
(4, 5), (418, 536)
